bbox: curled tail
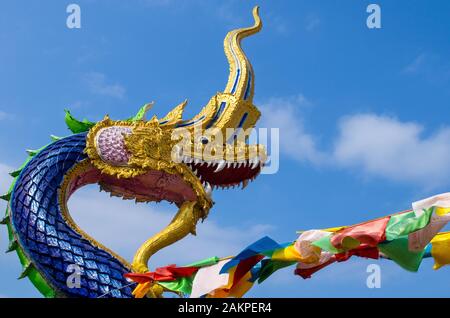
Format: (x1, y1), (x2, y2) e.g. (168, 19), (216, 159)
(163, 6), (263, 133)
(223, 6), (262, 102)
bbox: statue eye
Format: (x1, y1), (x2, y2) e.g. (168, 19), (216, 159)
(200, 137), (209, 145)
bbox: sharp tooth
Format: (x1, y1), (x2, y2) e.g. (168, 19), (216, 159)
(233, 162), (238, 168)
(242, 179), (249, 189)
(193, 169), (198, 175)
(207, 161), (212, 168)
(237, 162), (242, 168)
(242, 161), (247, 168)
(205, 182), (212, 196)
(250, 158), (259, 169)
(214, 160), (226, 173)
(227, 161), (232, 168)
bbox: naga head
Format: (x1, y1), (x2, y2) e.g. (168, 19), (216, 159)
(81, 6), (266, 277)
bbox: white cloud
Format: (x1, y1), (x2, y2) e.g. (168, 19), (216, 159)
(305, 14), (321, 32)
(265, 13), (289, 36)
(214, 1), (246, 27)
(69, 100), (91, 110)
(84, 72), (126, 99)
(258, 95), (450, 187)
(403, 53), (427, 74)
(68, 186), (273, 266)
(334, 114), (450, 186)
(0, 111), (14, 121)
(259, 95), (326, 165)
(401, 53), (450, 85)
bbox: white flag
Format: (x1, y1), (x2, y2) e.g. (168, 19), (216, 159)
(190, 259), (230, 298)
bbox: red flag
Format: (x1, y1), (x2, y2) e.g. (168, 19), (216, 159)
(124, 265), (199, 283)
(331, 216), (390, 249)
(335, 246), (379, 262)
(156, 264), (198, 278)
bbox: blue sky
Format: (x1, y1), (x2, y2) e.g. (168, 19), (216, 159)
(1, 0), (450, 297)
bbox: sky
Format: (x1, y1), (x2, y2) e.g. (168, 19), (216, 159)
(1, 0), (450, 297)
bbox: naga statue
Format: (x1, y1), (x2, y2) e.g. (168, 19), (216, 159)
(2, 7), (266, 297)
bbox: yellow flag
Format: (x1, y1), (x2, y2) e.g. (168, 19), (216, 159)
(272, 245), (319, 264)
(431, 232), (450, 270)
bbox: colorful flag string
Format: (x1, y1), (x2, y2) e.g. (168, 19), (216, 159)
(124, 192), (450, 298)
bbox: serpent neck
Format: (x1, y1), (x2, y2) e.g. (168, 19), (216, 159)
(10, 133), (133, 298)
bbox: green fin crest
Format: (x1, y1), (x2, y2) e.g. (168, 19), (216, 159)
(64, 110), (95, 133)
(18, 262), (33, 280)
(0, 192), (11, 201)
(127, 103), (154, 122)
(6, 239), (18, 253)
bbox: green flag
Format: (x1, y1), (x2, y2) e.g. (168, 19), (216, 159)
(312, 235), (344, 254)
(378, 236), (425, 272)
(159, 276), (194, 295)
(385, 209), (433, 241)
(257, 260), (296, 283)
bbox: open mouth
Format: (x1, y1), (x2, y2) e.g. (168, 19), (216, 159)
(179, 155), (266, 190)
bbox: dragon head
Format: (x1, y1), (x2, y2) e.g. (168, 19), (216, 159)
(80, 6), (266, 277)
